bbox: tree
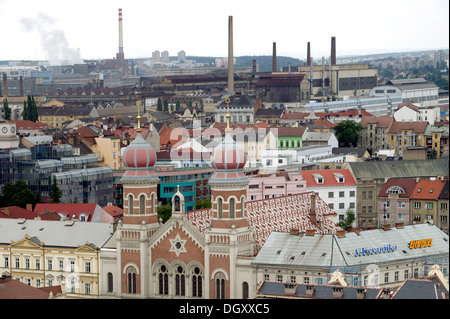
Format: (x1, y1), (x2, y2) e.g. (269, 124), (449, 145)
(199, 99), (204, 112)
(333, 120), (363, 147)
(337, 209), (356, 230)
(158, 204), (172, 223)
(23, 95), (38, 122)
(2, 98), (11, 121)
(176, 100), (181, 110)
(163, 99), (169, 113)
(156, 98), (163, 112)
(50, 176), (62, 203)
(0, 180), (40, 209)
(194, 198), (211, 210)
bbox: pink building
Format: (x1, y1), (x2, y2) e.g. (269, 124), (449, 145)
(247, 171), (307, 201)
(377, 178), (417, 227)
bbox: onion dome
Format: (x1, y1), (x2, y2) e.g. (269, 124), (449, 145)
(211, 133), (246, 170)
(123, 133), (156, 169)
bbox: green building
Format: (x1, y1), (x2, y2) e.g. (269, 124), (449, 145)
(276, 126), (308, 149)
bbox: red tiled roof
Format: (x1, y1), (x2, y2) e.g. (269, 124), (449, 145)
(186, 192), (340, 251)
(9, 120), (49, 131)
(276, 126), (307, 137)
(313, 119), (337, 128)
(360, 115), (394, 128)
(33, 203), (98, 221)
(378, 178), (418, 198)
(397, 101), (420, 112)
(411, 179), (446, 200)
(315, 109), (373, 118)
(0, 206), (57, 220)
(0, 276), (52, 299)
(388, 121), (429, 133)
(102, 205), (123, 217)
(299, 169), (357, 187)
(280, 112), (309, 120)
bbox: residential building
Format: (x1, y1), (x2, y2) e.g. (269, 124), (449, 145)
(437, 180), (449, 234)
(302, 131), (338, 148)
(359, 115), (394, 154)
(300, 169), (357, 222)
(37, 106), (98, 128)
(424, 124), (449, 159)
(349, 158), (449, 229)
(331, 147), (370, 162)
(0, 275), (63, 299)
(410, 178), (447, 226)
(247, 171), (307, 201)
(377, 178), (418, 227)
(388, 121), (429, 157)
(0, 218), (113, 298)
(276, 126), (308, 150)
(33, 203), (113, 223)
(214, 94), (255, 124)
(95, 134), (122, 170)
(251, 224), (449, 289)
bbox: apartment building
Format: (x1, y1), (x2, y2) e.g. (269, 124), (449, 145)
(247, 171), (307, 201)
(360, 115), (393, 154)
(410, 178), (447, 226)
(0, 219), (113, 298)
(388, 121), (429, 157)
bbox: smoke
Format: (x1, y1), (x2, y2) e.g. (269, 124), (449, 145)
(20, 13), (83, 65)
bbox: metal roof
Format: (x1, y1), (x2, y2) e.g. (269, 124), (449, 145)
(252, 224), (449, 268)
(0, 219), (113, 249)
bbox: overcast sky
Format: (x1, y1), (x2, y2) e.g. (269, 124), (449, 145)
(0, 0), (448, 63)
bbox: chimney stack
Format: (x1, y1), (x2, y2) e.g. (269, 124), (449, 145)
(309, 193), (316, 225)
(272, 42), (277, 72)
(331, 36), (336, 65)
(307, 42), (311, 66)
(228, 16), (234, 95)
(252, 59), (257, 75)
(118, 8), (123, 55)
(2, 73), (7, 98)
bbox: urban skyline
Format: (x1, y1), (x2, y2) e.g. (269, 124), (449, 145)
(0, 0), (448, 62)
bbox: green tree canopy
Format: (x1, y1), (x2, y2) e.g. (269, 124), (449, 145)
(333, 120), (363, 147)
(337, 209), (356, 230)
(2, 98), (11, 121)
(0, 180), (40, 209)
(156, 98), (163, 111)
(194, 198), (211, 210)
(158, 204), (172, 224)
(50, 176), (62, 203)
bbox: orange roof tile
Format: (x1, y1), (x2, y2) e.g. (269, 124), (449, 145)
(410, 179), (446, 200)
(299, 169), (356, 187)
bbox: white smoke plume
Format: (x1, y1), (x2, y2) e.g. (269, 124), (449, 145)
(20, 13), (83, 65)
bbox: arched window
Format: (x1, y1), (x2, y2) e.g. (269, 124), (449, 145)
(107, 272), (113, 293)
(158, 265), (168, 295)
(215, 273), (226, 299)
(229, 198), (235, 218)
(139, 195), (145, 214)
(128, 194), (134, 215)
(218, 198), (223, 219)
(387, 186), (406, 194)
(242, 281), (249, 299)
(241, 196), (245, 217)
(127, 267), (137, 294)
(192, 267), (203, 297)
(151, 193), (156, 214)
(175, 266), (185, 296)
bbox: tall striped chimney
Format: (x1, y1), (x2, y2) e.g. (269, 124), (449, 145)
(228, 16), (234, 95)
(331, 36), (336, 65)
(272, 42), (277, 72)
(118, 8), (124, 55)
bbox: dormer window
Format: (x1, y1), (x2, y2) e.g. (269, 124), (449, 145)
(313, 173), (324, 184)
(333, 173), (345, 183)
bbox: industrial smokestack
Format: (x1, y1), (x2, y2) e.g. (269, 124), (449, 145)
(307, 42), (311, 66)
(228, 16), (234, 95)
(2, 74), (7, 99)
(118, 8), (123, 55)
(309, 193), (317, 225)
(331, 36), (336, 65)
(252, 59), (257, 75)
(272, 42), (277, 72)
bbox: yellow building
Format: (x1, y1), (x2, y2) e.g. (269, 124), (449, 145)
(0, 218), (113, 299)
(37, 106), (98, 128)
(95, 135), (123, 170)
(388, 121), (429, 157)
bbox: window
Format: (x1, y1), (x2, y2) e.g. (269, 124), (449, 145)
(159, 265), (168, 295)
(128, 195), (134, 214)
(425, 202), (433, 210)
(398, 202), (406, 208)
(127, 267), (137, 294)
(242, 282), (249, 299)
(4, 257), (9, 268)
(35, 259), (40, 270)
(328, 192), (334, 198)
(414, 202), (421, 209)
(241, 197), (245, 217)
(303, 277), (310, 284)
(349, 202), (355, 209)
(290, 276), (296, 283)
(192, 267), (203, 298)
(264, 274), (270, 281)
(107, 273), (114, 293)
(85, 261), (91, 273)
(175, 266), (186, 296)
(277, 275), (283, 282)
(59, 260), (64, 270)
(70, 260), (75, 272)
(25, 258), (30, 269)
(85, 282), (91, 295)
(384, 272), (389, 283)
(139, 195), (145, 214)
(215, 273), (226, 299)
(339, 191), (344, 198)
(350, 191), (355, 197)
(328, 203), (334, 209)
(339, 203), (345, 209)
(218, 198), (223, 219)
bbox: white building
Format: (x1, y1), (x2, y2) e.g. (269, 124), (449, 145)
(300, 169), (357, 222)
(393, 102), (441, 125)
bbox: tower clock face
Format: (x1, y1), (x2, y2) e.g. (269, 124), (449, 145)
(11, 126), (15, 133)
(1, 126), (7, 134)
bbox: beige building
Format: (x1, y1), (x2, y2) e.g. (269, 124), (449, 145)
(0, 219), (113, 299)
(95, 135), (122, 170)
